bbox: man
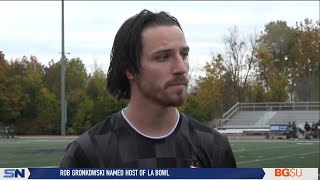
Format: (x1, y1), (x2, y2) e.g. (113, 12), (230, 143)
(311, 122), (316, 139)
(287, 122), (292, 139)
(316, 120), (320, 139)
(304, 122), (311, 139)
(60, 9), (236, 168)
(292, 121), (297, 139)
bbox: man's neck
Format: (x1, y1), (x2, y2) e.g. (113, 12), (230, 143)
(123, 98), (179, 138)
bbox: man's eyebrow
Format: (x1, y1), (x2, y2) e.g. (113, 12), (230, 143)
(151, 49), (172, 55)
(181, 46), (190, 52)
(152, 46), (190, 55)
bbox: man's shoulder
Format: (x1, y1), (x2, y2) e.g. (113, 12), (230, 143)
(180, 112), (228, 142)
(62, 112), (123, 168)
(181, 113), (236, 168)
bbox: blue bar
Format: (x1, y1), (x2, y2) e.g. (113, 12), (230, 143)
(28, 168), (265, 179)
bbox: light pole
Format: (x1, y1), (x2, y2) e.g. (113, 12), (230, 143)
(61, 0), (67, 136)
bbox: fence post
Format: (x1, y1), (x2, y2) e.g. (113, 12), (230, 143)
(293, 102), (295, 111)
(280, 103), (281, 111)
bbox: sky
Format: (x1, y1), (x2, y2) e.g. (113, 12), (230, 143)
(0, 1), (319, 74)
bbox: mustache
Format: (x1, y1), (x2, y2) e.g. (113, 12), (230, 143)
(165, 75), (189, 87)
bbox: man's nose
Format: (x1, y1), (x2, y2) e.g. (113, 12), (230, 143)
(172, 54), (188, 75)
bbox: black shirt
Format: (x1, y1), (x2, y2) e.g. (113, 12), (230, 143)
(60, 111), (236, 168)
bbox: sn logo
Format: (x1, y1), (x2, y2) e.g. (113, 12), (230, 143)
(3, 169), (25, 178)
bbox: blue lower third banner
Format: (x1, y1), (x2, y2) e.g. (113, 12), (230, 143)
(0, 168), (318, 179)
(1, 168), (264, 179)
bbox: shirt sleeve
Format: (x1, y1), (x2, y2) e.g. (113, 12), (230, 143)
(210, 134), (237, 168)
(222, 137), (237, 168)
(60, 141), (91, 168)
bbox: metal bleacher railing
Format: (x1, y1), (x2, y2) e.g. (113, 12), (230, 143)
(208, 101), (320, 129)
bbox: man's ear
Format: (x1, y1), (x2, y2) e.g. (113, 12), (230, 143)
(125, 69), (135, 80)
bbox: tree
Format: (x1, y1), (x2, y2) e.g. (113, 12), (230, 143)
(38, 87), (60, 134)
(0, 51), (9, 85)
(72, 97), (94, 134)
(246, 80), (267, 103)
(256, 21), (291, 101)
(222, 26), (259, 102)
(291, 19), (320, 101)
(0, 52), (22, 126)
(63, 58), (88, 131)
(178, 93), (206, 122)
(267, 71), (289, 102)
(86, 69), (108, 125)
(193, 54), (234, 122)
(256, 19), (320, 102)
(87, 69), (107, 101)
(43, 59), (61, 98)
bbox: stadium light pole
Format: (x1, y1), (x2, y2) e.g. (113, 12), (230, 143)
(61, 0), (67, 136)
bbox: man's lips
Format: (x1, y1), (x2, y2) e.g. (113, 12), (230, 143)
(168, 83), (188, 86)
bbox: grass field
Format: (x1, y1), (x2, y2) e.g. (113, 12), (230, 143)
(230, 139), (319, 168)
(0, 137), (319, 168)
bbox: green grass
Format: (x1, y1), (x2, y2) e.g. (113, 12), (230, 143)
(230, 139), (319, 168)
(0, 138), (72, 167)
(0, 138), (319, 168)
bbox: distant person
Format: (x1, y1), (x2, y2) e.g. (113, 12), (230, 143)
(0, 123), (3, 138)
(60, 9), (236, 168)
(4, 126), (9, 137)
(317, 120), (320, 139)
(311, 122), (316, 139)
(4, 126), (12, 138)
(304, 122), (311, 139)
(292, 121), (297, 139)
(287, 122), (293, 139)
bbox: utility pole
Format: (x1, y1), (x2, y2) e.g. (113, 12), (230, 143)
(61, 0), (67, 136)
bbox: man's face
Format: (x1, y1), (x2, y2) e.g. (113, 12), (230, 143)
(132, 25), (189, 107)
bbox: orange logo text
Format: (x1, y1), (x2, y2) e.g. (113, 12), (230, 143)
(275, 168), (303, 177)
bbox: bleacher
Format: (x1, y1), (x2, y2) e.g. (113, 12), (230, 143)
(223, 111), (270, 128)
(210, 102), (320, 135)
(267, 111), (319, 127)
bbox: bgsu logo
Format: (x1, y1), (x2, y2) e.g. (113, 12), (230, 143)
(275, 168), (303, 177)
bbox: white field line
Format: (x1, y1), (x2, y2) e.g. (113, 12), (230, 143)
(0, 139), (72, 144)
(230, 139), (320, 143)
(232, 143), (314, 153)
(237, 151), (319, 164)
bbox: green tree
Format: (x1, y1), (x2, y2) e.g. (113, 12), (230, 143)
(43, 59), (61, 98)
(247, 81), (267, 102)
(194, 54), (234, 122)
(256, 19), (320, 102)
(38, 87), (60, 134)
(256, 21), (292, 102)
(64, 58), (88, 131)
(291, 19), (320, 101)
(87, 69), (110, 125)
(87, 69), (107, 101)
(179, 93), (206, 122)
(72, 97), (94, 134)
(267, 71), (289, 102)
(0, 52), (21, 126)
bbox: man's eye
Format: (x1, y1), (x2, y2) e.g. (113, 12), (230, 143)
(181, 52), (189, 60)
(156, 54), (169, 62)
(162, 54), (169, 59)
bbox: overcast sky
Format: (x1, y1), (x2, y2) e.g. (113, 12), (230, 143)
(0, 1), (319, 74)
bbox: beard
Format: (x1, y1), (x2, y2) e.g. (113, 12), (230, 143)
(135, 75), (188, 107)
